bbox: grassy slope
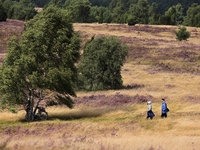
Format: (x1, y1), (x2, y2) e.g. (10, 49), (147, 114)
(1, 21), (200, 149)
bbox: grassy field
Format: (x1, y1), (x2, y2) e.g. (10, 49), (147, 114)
(0, 20), (200, 149)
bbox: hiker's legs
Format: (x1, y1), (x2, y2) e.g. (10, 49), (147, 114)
(161, 113), (167, 118)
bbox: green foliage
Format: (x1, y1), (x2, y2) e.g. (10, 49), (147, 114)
(128, 0), (149, 24)
(0, 6), (81, 110)
(77, 36), (128, 91)
(1, 0), (200, 26)
(148, 2), (160, 25)
(175, 3), (184, 25)
(102, 8), (112, 23)
(111, 2), (126, 23)
(0, 2), (7, 21)
(97, 7), (104, 23)
(64, 0), (92, 23)
(44, 0), (62, 8)
(183, 3), (200, 27)
(0, 37), (26, 108)
(6, 0), (37, 20)
(160, 3), (183, 25)
(175, 26), (190, 41)
(2, 0), (15, 13)
(127, 15), (138, 26)
(89, 6), (107, 23)
(90, 0), (111, 7)
(148, 0), (200, 15)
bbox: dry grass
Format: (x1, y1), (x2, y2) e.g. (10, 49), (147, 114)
(1, 22), (200, 149)
(1, 102), (200, 149)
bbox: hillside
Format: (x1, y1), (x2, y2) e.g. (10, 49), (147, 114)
(74, 23), (200, 74)
(0, 19), (25, 62)
(1, 20), (200, 73)
(1, 20), (200, 149)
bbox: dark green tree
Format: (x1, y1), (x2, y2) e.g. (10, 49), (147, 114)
(161, 3), (183, 25)
(108, 0), (137, 11)
(148, 0), (200, 15)
(175, 26), (190, 41)
(78, 36), (128, 91)
(127, 15), (138, 26)
(43, 0), (62, 9)
(102, 8), (112, 23)
(98, 7), (104, 23)
(34, 0), (50, 7)
(163, 5), (176, 25)
(64, 0), (92, 23)
(111, 2), (126, 23)
(90, 0), (111, 7)
(183, 3), (200, 27)
(0, 6), (81, 111)
(193, 13), (200, 27)
(148, 2), (160, 24)
(89, 6), (106, 23)
(2, 0), (14, 12)
(90, 6), (107, 23)
(7, 0), (37, 20)
(175, 3), (184, 25)
(0, 2), (7, 21)
(128, 0), (149, 24)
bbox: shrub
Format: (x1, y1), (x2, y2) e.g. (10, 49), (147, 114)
(78, 36), (128, 91)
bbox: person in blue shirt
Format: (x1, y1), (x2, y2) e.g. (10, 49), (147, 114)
(161, 98), (169, 118)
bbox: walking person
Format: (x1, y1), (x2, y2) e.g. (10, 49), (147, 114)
(146, 101), (155, 119)
(161, 98), (169, 118)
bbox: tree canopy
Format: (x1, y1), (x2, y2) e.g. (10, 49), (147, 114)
(77, 36), (128, 91)
(4, 0), (37, 20)
(0, 6), (81, 110)
(183, 3), (200, 27)
(64, 0), (92, 23)
(0, 2), (7, 21)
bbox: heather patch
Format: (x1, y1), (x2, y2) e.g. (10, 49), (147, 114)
(74, 93), (154, 108)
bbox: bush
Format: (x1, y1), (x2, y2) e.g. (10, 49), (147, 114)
(175, 26), (190, 41)
(78, 36), (128, 91)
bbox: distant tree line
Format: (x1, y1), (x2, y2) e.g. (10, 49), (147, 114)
(0, 0), (200, 27)
(0, 0), (37, 20)
(148, 0), (200, 15)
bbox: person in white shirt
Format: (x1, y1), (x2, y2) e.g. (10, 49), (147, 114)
(146, 101), (155, 119)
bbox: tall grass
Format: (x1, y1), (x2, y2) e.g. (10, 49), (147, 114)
(1, 101), (200, 149)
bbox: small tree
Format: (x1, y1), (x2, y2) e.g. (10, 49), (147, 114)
(0, 6), (81, 111)
(175, 26), (190, 41)
(78, 36), (128, 91)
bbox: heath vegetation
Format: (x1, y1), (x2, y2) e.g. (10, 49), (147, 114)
(0, 20), (200, 149)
